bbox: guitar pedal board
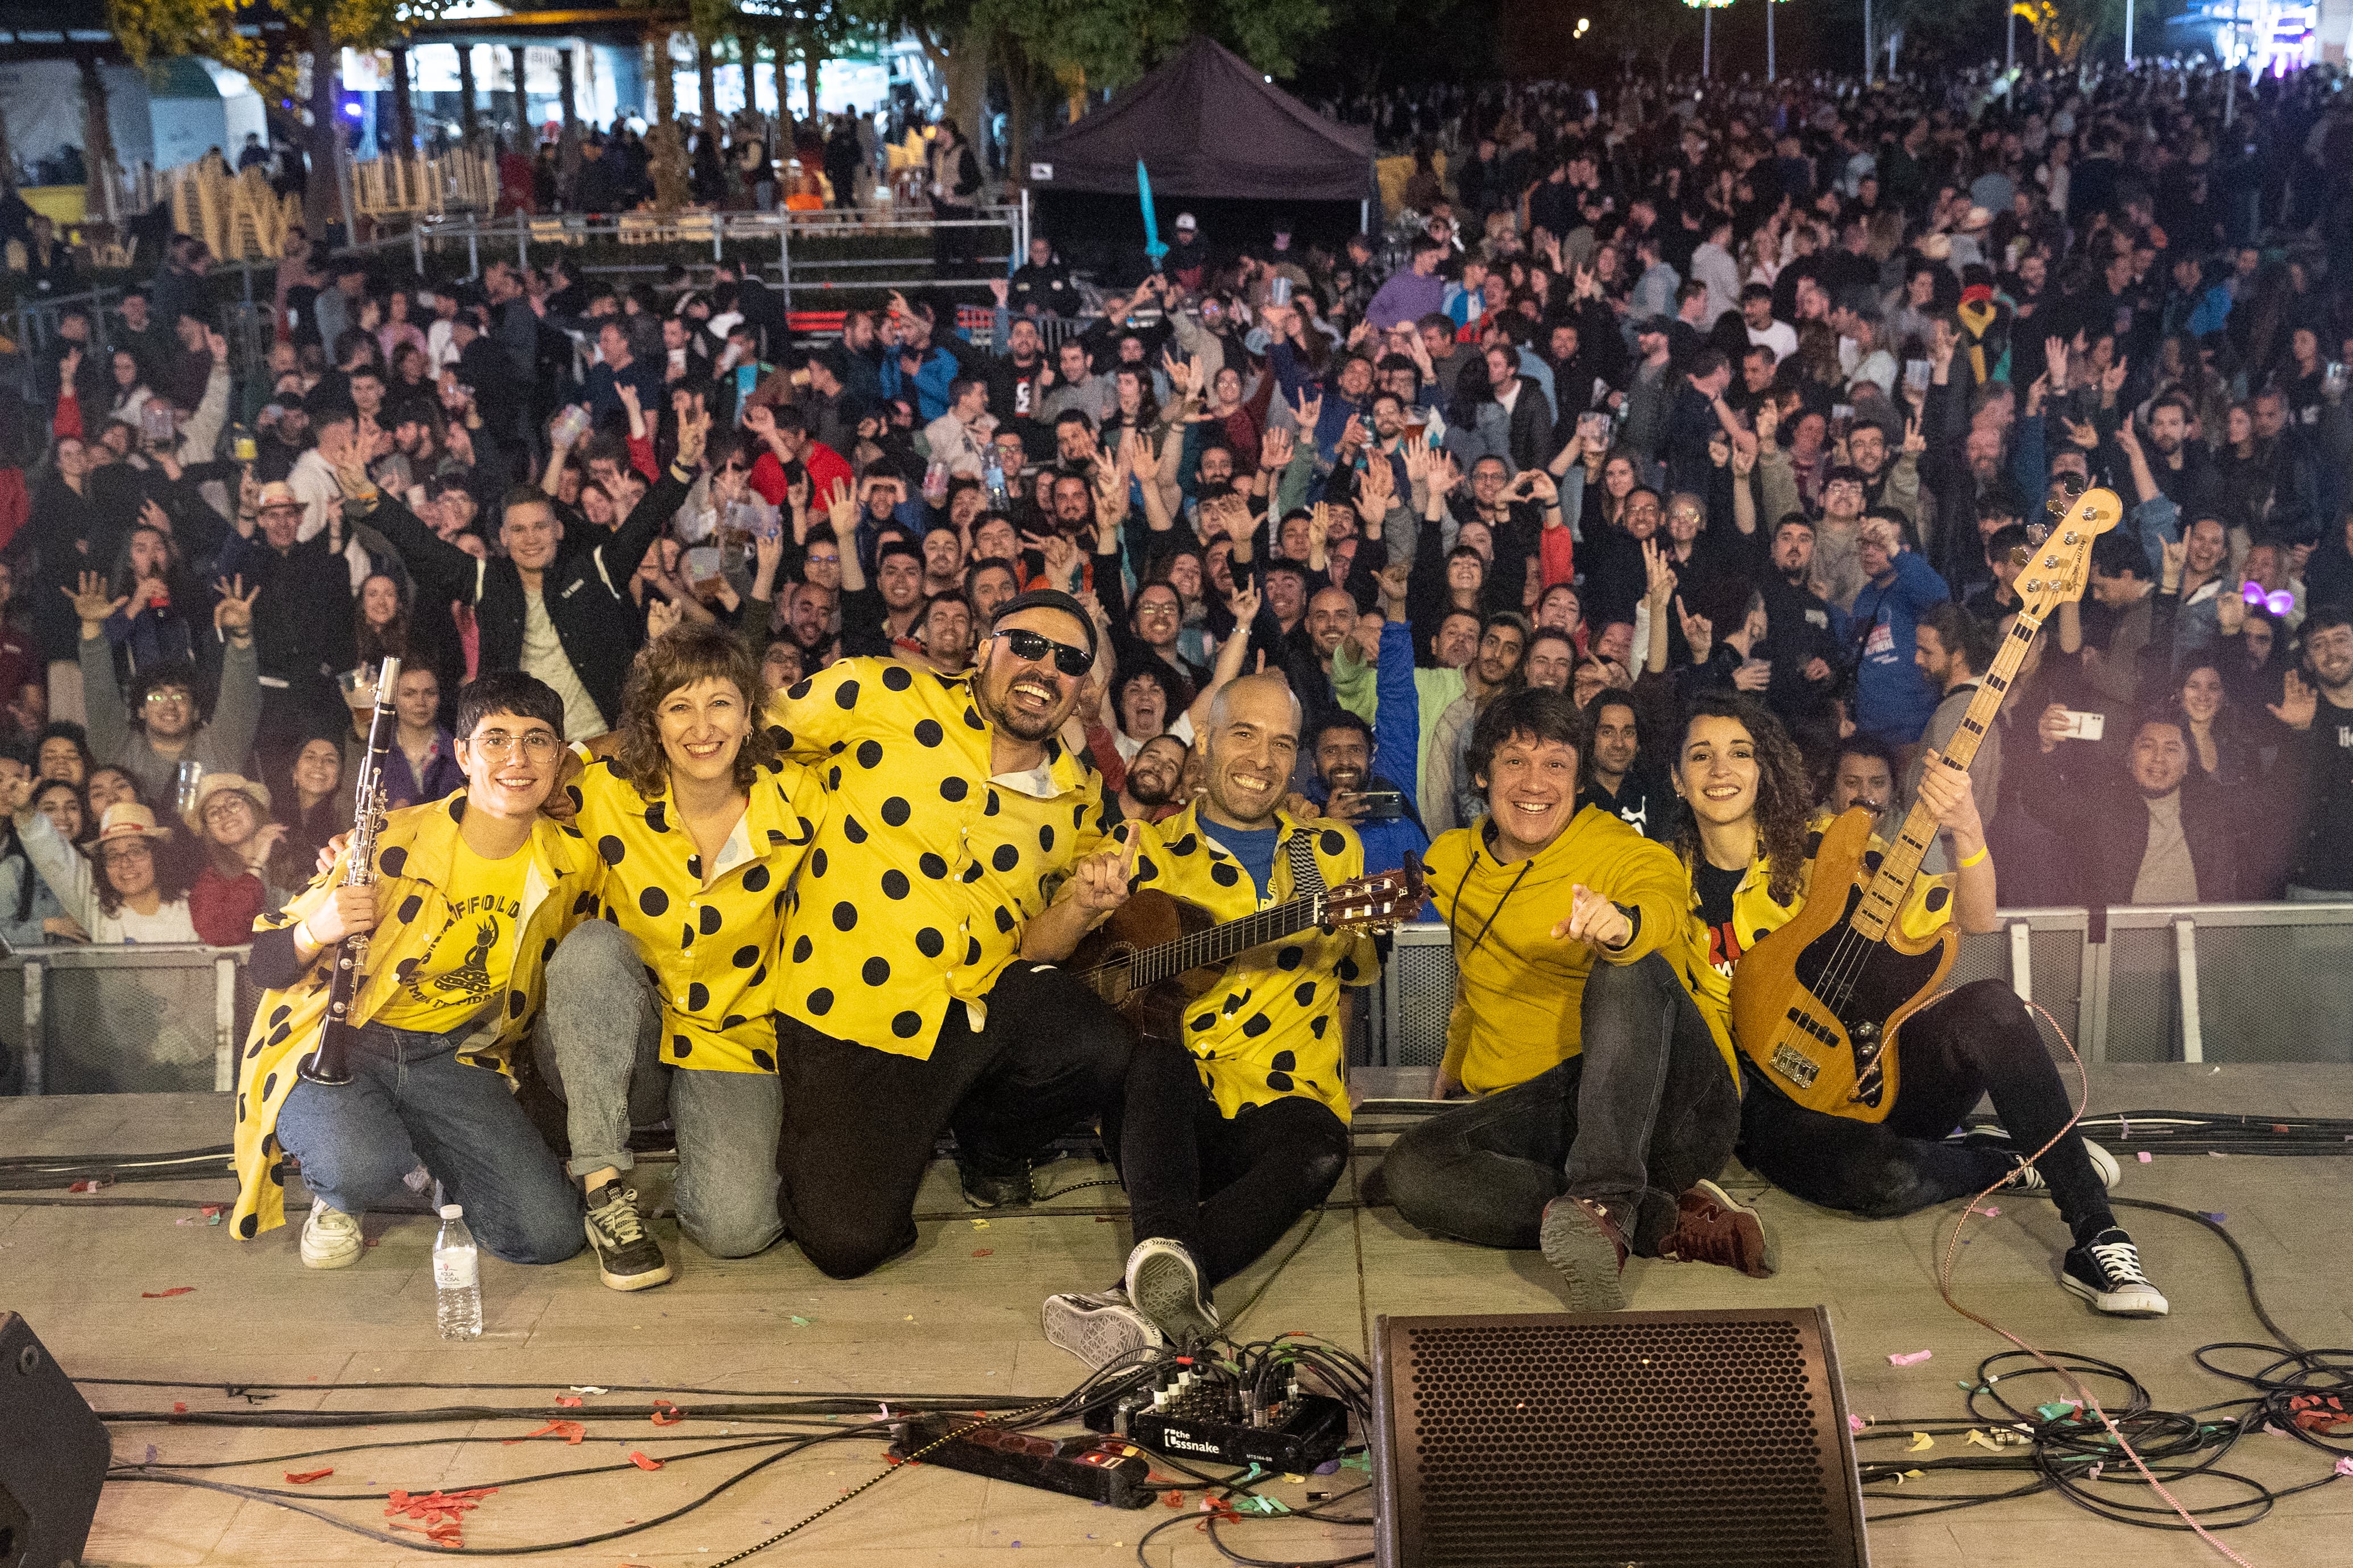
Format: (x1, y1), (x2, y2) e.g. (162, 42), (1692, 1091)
(1083, 1366), (1351, 1472)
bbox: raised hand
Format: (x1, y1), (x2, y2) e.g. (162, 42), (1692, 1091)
(1675, 594), (1712, 662)
(1293, 388), (1323, 434)
(64, 570), (127, 630)
(647, 595), (683, 641)
(1641, 538), (1675, 606)
(1359, 449), (1395, 511)
(2270, 669), (2318, 730)
(1377, 558), (1411, 610)
(824, 477), (857, 533)
(1901, 414), (1926, 457)
(212, 575), (260, 637)
(1258, 425), (1296, 473)
(674, 396), (711, 468)
(1071, 822), (1143, 913)
(2044, 335), (2069, 390)
(2101, 355), (2130, 399)
(1227, 579), (1262, 627)
(1755, 397), (1779, 443)
(2160, 536), (2186, 593)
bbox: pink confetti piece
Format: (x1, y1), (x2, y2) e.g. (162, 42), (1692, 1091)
(1848, 1414), (1869, 1433)
(2337, 1456), (2353, 1477)
(1970, 1204), (2001, 1218)
(2137, 1151), (2153, 1163)
(141, 1287), (195, 1299)
(2209, 1150), (2228, 1158)
(1888, 1350), (1933, 1367)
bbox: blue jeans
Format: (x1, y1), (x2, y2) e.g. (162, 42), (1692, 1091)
(275, 1021), (584, 1265)
(535, 919), (785, 1259)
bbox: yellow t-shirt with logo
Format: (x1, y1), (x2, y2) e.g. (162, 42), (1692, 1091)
(371, 837), (532, 1029)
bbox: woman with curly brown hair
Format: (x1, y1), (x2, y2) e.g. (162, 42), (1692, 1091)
(1666, 693), (2169, 1319)
(532, 622), (829, 1291)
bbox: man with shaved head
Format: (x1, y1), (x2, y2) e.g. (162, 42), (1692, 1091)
(1038, 672), (1380, 1367)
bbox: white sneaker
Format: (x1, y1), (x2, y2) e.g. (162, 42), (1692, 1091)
(300, 1202), (363, 1269)
(1971, 1128), (2121, 1193)
(1042, 1288), (1162, 1369)
(1124, 1238), (1221, 1346)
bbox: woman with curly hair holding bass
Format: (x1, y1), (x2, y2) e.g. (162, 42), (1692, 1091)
(532, 622), (829, 1291)
(1667, 694), (2169, 1318)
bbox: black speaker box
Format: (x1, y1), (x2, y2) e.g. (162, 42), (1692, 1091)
(0, 1313), (111, 1568)
(1369, 1307), (1869, 1567)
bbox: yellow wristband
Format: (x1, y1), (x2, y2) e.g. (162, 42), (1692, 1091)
(1958, 846), (1989, 870)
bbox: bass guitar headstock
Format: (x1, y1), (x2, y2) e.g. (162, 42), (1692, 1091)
(2010, 477), (2122, 621)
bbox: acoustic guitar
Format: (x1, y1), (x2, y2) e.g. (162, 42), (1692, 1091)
(1728, 483), (2119, 1121)
(1070, 858), (1426, 1047)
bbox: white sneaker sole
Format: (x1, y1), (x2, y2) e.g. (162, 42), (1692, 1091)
(586, 1220), (673, 1291)
(1127, 1248), (1219, 1345)
(1042, 1296), (1160, 1370)
(2061, 1273), (2169, 1317)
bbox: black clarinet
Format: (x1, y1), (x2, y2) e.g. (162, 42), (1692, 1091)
(297, 656), (401, 1087)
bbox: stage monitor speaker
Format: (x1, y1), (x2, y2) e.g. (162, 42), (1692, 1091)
(1369, 1307), (1868, 1568)
(0, 1312), (110, 1568)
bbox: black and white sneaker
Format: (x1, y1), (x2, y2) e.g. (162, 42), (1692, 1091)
(1124, 1238), (1220, 1346)
(957, 1155), (1035, 1209)
(584, 1182), (673, 1291)
(1042, 1288), (1163, 1369)
(1964, 1127), (2121, 1193)
(2061, 1228), (2169, 1317)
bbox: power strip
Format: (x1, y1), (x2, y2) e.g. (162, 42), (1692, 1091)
(1085, 1387), (1350, 1471)
(887, 1415), (1157, 1508)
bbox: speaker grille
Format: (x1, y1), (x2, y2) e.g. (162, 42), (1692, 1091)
(1377, 1309), (1864, 1567)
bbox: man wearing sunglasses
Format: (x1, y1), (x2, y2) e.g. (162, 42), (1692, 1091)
(767, 589), (1136, 1279)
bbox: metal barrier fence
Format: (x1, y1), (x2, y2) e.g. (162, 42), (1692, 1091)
(7, 900), (2348, 1097)
(1363, 901), (2353, 1071)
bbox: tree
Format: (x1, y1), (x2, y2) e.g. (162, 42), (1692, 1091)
(110, 0), (453, 235)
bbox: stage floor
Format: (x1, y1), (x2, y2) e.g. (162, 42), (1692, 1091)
(5, 1063), (2351, 1567)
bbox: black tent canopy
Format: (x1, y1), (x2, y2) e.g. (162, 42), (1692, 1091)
(1028, 37), (1375, 205)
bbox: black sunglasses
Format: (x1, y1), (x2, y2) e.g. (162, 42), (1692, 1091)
(991, 627), (1093, 677)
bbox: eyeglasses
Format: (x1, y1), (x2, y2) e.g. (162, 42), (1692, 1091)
(471, 730), (563, 760)
(990, 627), (1093, 677)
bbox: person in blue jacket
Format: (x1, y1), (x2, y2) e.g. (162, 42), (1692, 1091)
(1849, 511), (1951, 748)
(1301, 563), (1429, 900)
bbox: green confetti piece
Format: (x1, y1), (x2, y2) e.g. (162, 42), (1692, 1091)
(2036, 1400), (2081, 1421)
(1340, 1453), (1371, 1473)
(789, 1316), (811, 1326)
(1236, 1495), (1288, 1515)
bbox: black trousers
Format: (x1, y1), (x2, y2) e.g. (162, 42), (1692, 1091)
(1379, 953), (1741, 1256)
(1736, 978), (2114, 1241)
(1102, 1038), (1350, 1290)
(772, 959), (1130, 1279)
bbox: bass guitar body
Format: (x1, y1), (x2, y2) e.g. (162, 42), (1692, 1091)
(1070, 890), (1231, 1049)
(1729, 809), (1958, 1122)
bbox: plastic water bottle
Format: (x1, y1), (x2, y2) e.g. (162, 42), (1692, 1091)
(432, 1204), (483, 1340)
(983, 447), (1009, 511)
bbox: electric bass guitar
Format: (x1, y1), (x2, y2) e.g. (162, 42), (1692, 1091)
(1727, 482), (2119, 1121)
(1070, 857), (1426, 1047)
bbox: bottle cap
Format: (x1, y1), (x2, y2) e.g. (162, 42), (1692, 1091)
(439, 1204), (463, 1218)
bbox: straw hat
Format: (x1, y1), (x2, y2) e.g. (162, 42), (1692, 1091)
(93, 801), (175, 847)
(182, 773), (273, 834)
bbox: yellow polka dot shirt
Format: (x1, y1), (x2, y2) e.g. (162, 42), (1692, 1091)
(766, 658), (1111, 1059)
(230, 793), (603, 1240)
(1115, 802), (1377, 1124)
(571, 752), (828, 1075)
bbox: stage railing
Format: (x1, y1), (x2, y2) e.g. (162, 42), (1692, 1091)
(1360, 901), (2353, 1071)
(4, 901), (2350, 1096)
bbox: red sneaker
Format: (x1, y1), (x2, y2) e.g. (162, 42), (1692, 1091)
(1657, 1179), (1778, 1278)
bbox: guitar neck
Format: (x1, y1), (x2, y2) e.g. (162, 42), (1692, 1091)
(1854, 609), (2041, 938)
(1129, 893), (1326, 989)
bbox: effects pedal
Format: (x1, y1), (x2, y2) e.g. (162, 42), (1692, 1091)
(1084, 1363), (1350, 1471)
(887, 1414), (1157, 1508)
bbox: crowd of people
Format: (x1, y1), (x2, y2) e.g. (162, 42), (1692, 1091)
(10, 56), (2353, 1334)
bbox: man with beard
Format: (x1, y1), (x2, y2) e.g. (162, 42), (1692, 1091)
(1113, 732), (1188, 826)
(781, 580), (837, 669)
(1424, 611), (1529, 834)
(2137, 392), (2220, 523)
(1039, 673), (1377, 1362)
(1582, 691), (1674, 843)
(2272, 607), (2353, 899)
(766, 590), (1136, 1276)
(1309, 564), (1427, 880)
(2023, 708), (2251, 907)
(914, 593), (975, 674)
(1749, 513), (1847, 758)
(1825, 734), (1897, 826)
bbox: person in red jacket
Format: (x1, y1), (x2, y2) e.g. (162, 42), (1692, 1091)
(185, 773), (287, 945)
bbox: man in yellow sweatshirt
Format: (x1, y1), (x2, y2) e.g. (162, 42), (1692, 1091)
(1379, 687), (1774, 1311)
